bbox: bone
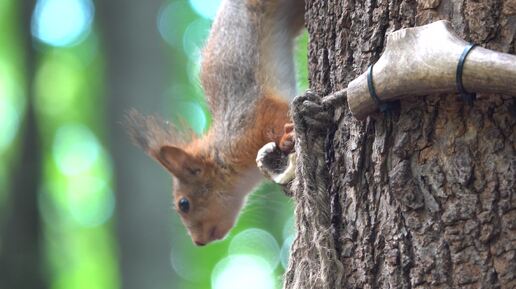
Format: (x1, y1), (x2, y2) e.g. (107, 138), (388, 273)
(347, 20), (516, 120)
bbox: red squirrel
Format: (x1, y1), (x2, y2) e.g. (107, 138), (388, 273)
(126, 0), (303, 246)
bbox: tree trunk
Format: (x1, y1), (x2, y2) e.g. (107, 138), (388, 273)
(0, 1), (46, 288)
(285, 1), (515, 289)
(96, 2), (176, 288)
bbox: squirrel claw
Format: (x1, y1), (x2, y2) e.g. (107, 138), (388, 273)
(277, 123), (295, 153)
(293, 89), (321, 106)
(293, 90), (334, 129)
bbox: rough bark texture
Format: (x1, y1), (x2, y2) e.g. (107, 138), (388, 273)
(285, 1), (516, 289)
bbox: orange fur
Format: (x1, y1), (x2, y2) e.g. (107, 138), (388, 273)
(230, 92), (290, 168)
(185, 91), (290, 171)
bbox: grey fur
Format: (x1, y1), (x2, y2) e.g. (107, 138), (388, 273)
(201, 0), (304, 145)
(125, 0), (304, 161)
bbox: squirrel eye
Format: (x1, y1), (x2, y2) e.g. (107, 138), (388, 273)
(178, 198), (190, 213)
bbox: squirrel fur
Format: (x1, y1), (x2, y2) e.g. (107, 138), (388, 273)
(126, 0), (304, 246)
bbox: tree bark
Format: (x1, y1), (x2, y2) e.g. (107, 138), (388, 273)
(285, 1), (516, 289)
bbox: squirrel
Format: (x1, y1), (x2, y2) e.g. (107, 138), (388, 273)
(126, 0), (304, 246)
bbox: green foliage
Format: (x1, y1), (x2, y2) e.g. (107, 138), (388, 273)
(33, 20), (119, 289)
(0, 0), (308, 288)
(0, 0), (27, 208)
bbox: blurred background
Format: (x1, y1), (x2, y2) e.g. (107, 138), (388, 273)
(0, 0), (308, 288)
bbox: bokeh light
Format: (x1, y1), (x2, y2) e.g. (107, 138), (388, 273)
(35, 52), (84, 117)
(0, 89), (21, 154)
(43, 124), (114, 228)
(0, 61), (24, 154)
(182, 19), (211, 60)
(186, 57), (202, 86)
(228, 228), (280, 270)
(280, 235), (294, 269)
(211, 255), (276, 289)
(52, 124), (100, 176)
(32, 0), (94, 47)
(283, 216), (295, 240)
(188, 0), (222, 20)
(281, 216), (296, 269)
(42, 219), (119, 289)
(39, 173), (115, 228)
(175, 100), (208, 134)
(158, 1), (193, 48)
(166, 85), (209, 134)
(65, 175), (115, 227)
(170, 229), (212, 282)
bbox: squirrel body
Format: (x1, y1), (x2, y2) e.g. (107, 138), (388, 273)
(127, 0), (304, 246)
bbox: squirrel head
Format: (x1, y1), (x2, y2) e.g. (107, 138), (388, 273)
(124, 111), (254, 246)
(158, 145), (246, 246)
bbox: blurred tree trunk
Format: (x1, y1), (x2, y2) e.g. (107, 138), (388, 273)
(285, 1), (515, 288)
(0, 1), (46, 289)
(96, 1), (177, 289)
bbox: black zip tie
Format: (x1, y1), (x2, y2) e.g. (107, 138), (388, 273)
(456, 43), (477, 106)
(367, 63), (399, 114)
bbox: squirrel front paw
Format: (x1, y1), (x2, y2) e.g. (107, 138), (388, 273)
(256, 142), (296, 185)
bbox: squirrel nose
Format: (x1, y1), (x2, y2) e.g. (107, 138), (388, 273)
(192, 226), (221, 246)
(194, 240), (206, 246)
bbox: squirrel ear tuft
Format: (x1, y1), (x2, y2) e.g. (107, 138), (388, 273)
(158, 146), (203, 180)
